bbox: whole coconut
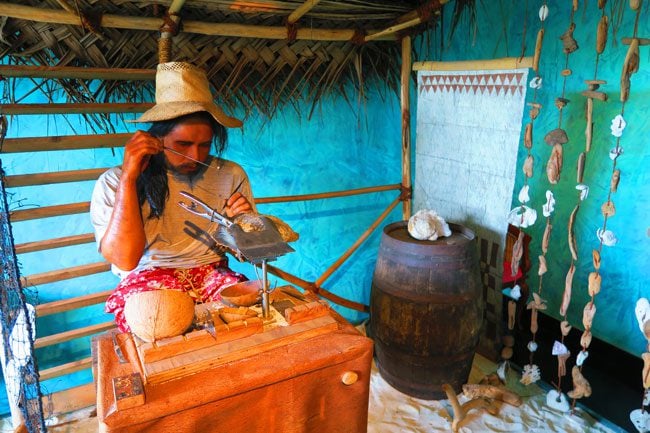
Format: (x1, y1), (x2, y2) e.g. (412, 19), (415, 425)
(124, 290), (195, 342)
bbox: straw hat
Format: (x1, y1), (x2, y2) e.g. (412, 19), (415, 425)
(132, 62), (242, 127)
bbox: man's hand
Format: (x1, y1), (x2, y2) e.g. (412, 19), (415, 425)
(225, 192), (253, 218)
(122, 131), (163, 179)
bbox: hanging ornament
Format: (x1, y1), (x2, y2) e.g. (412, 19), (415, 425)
(546, 389), (570, 412)
(596, 228), (618, 246)
(518, 185), (530, 203)
(539, 4), (549, 21)
(542, 190), (556, 217)
(521, 364), (541, 385)
(609, 146), (624, 160)
(507, 206), (537, 228)
(576, 350), (589, 366)
(610, 114), (626, 137)
(530, 76), (543, 89)
(576, 184), (589, 201)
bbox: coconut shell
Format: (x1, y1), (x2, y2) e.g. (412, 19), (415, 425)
(544, 128), (569, 146)
(220, 280), (262, 307)
(124, 290), (195, 343)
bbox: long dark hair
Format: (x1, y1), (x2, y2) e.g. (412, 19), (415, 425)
(136, 111), (228, 219)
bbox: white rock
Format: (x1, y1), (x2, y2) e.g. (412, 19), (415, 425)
(527, 341), (538, 352)
(539, 4), (549, 21)
(611, 114), (626, 137)
(546, 390), (570, 412)
(529, 76), (543, 89)
(576, 351), (589, 366)
(518, 185), (530, 204)
(630, 408), (650, 433)
(542, 190), (555, 217)
(597, 228), (618, 246)
(507, 206), (537, 228)
(552, 340), (569, 356)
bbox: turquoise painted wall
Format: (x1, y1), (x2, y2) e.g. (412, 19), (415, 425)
(0, 82), (403, 409)
(430, 0), (649, 356)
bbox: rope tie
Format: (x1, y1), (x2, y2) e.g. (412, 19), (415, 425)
(285, 19), (299, 43)
(350, 29), (366, 46)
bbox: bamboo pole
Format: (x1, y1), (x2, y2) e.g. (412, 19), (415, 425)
(20, 262), (110, 287)
(315, 195), (401, 288)
(159, 0), (186, 63)
(15, 233), (96, 255)
(0, 103), (152, 115)
(287, 0), (321, 24)
(413, 57), (534, 71)
(400, 35), (412, 220)
(0, 65), (155, 80)
(9, 202), (90, 222)
(34, 321), (115, 349)
(1, 133), (130, 153)
(365, 0), (451, 41)
(39, 357), (93, 381)
(4, 168), (108, 187)
(266, 264), (368, 312)
(256, 184), (400, 204)
(35, 289), (113, 317)
(0, 2), (394, 42)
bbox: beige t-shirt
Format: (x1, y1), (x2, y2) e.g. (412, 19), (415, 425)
(90, 157), (256, 278)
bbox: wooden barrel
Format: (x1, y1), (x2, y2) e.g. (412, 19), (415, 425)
(369, 221), (483, 399)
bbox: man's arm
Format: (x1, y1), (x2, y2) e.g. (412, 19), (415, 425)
(98, 131), (162, 271)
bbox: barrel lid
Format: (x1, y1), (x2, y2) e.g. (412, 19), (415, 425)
(383, 221), (475, 246)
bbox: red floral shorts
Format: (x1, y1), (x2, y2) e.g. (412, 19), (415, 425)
(105, 260), (247, 333)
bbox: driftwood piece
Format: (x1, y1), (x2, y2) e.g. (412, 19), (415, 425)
(507, 300), (517, 330)
(533, 29), (545, 73)
(538, 255), (547, 276)
(581, 330), (592, 349)
(601, 200), (616, 217)
(642, 353), (650, 388)
(583, 302), (597, 329)
(592, 250), (601, 270)
(558, 352), (571, 377)
(511, 231), (525, 277)
(611, 169), (621, 192)
(588, 272), (602, 296)
(576, 152), (586, 183)
(542, 222), (552, 254)
(585, 98), (593, 152)
(442, 383), (498, 433)
(523, 155), (534, 178)
(568, 366), (592, 399)
(462, 384), (523, 407)
(560, 263), (575, 316)
(568, 205), (579, 261)
(524, 122), (533, 148)
(546, 144), (563, 184)
(561, 320), (572, 336)
(621, 38), (640, 102)
(560, 22), (579, 54)
(596, 15), (608, 54)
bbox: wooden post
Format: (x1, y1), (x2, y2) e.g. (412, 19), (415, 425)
(401, 35), (412, 220)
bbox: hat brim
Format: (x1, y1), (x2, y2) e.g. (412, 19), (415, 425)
(129, 101), (242, 128)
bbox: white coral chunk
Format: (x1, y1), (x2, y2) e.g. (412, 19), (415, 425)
(407, 209), (452, 241)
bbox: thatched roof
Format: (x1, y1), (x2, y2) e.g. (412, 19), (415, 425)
(0, 1), (472, 121)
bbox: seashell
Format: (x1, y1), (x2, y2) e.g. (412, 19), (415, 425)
(581, 330), (593, 348)
(542, 222), (552, 254)
(561, 69), (572, 77)
(635, 298), (650, 334)
(544, 128), (569, 146)
(560, 22), (579, 54)
(523, 155), (534, 178)
(546, 144), (563, 184)
(538, 255), (547, 276)
(518, 185), (530, 204)
(601, 200), (616, 217)
(610, 169), (621, 192)
(524, 122), (533, 149)
(609, 146), (624, 160)
(560, 263), (575, 316)
(597, 228), (617, 246)
(542, 190), (555, 217)
(552, 340), (569, 356)
(576, 184), (589, 201)
(560, 320), (572, 336)
(596, 15), (608, 54)
(408, 209), (452, 241)
(611, 114), (626, 137)
(568, 205), (579, 261)
(539, 4), (549, 21)
(501, 346), (514, 360)
(583, 302), (597, 329)
(529, 76), (543, 89)
(502, 335), (515, 347)
(592, 250), (601, 270)
(527, 341), (538, 352)
(507, 205), (537, 228)
(588, 272), (602, 297)
(510, 284), (522, 300)
(577, 350), (589, 366)
(576, 152), (586, 183)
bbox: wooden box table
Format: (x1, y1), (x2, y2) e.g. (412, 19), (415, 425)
(94, 291), (373, 433)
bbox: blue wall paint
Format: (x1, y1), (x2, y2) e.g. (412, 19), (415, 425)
(430, 1), (649, 356)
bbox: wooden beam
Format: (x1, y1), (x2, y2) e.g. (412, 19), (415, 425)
(413, 57), (534, 71)
(396, 0), (450, 23)
(0, 64), (155, 80)
(622, 37), (650, 45)
(5, 168), (108, 187)
(21, 262), (111, 287)
(0, 2), (395, 42)
(400, 35), (412, 220)
(34, 321), (115, 349)
(36, 289), (113, 317)
(41, 383), (96, 418)
(256, 184), (401, 204)
(9, 202), (90, 222)
(39, 357), (93, 381)
(15, 233), (96, 254)
(1, 133), (129, 153)
(364, 17), (421, 42)
(287, 0), (321, 24)
(0, 103), (153, 115)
